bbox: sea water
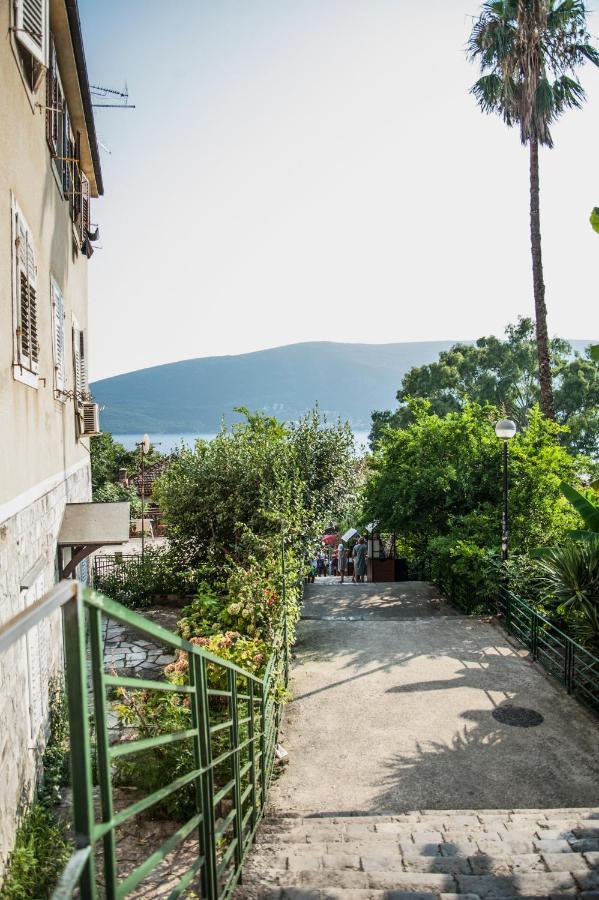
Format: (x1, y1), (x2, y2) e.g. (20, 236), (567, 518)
(113, 431), (371, 454)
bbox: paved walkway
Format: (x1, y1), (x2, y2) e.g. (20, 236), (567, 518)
(271, 581), (599, 813)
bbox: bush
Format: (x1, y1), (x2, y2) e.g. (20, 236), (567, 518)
(0, 804), (71, 900)
(94, 547), (202, 608)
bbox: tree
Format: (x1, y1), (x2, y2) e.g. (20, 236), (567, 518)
(369, 319), (599, 457)
(364, 402), (581, 556)
(468, 1), (599, 419)
(153, 409), (359, 571)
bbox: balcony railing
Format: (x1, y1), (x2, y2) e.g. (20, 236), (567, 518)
(0, 580), (288, 899)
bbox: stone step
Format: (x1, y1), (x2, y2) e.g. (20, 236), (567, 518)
(240, 867), (595, 895)
(243, 850), (598, 876)
(254, 830), (599, 856)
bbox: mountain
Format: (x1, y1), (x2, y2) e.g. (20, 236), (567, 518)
(91, 339), (594, 434)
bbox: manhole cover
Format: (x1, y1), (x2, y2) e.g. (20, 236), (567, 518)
(492, 705), (544, 728)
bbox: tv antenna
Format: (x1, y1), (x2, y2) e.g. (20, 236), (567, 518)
(90, 84), (135, 109)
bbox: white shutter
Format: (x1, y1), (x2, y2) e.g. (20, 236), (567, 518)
(80, 174), (90, 241)
(15, 209), (39, 373)
(14, 0), (47, 67)
(51, 279), (65, 393)
(79, 329), (88, 395)
(72, 325), (88, 403)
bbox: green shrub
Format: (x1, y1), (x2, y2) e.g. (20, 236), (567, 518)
(0, 804), (71, 900)
(94, 547), (202, 608)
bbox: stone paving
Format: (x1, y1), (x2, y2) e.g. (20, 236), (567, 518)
(239, 580), (599, 899)
(102, 607), (179, 679)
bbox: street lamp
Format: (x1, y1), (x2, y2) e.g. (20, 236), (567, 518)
(494, 419), (517, 561)
(137, 433), (151, 560)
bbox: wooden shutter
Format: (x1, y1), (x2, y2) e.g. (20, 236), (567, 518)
(81, 174), (90, 240)
(46, 37), (58, 153)
(51, 280), (65, 392)
(14, 0), (47, 66)
(15, 210), (39, 373)
(72, 326), (88, 403)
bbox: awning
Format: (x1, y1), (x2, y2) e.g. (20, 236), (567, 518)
(58, 502), (130, 578)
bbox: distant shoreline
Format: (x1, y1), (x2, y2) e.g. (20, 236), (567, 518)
(113, 430), (371, 454)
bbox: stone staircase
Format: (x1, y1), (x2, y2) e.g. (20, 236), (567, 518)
(239, 808), (599, 899)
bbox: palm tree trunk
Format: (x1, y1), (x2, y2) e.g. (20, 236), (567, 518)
(529, 137), (556, 420)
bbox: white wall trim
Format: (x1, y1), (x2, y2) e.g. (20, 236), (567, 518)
(0, 456), (90, 526)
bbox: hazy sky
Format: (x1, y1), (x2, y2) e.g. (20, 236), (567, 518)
(80, 1), (599, 382)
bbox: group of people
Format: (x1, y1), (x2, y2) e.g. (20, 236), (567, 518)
(308, 537), (368, 584)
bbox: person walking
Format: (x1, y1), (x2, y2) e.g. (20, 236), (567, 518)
(337, 542), (348, 584)
(353, 536), (367, 583)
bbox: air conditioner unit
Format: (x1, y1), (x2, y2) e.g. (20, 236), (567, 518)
(81, 401), (101, 436)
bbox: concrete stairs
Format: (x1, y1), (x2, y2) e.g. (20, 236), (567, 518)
(238, 808), (599, 899)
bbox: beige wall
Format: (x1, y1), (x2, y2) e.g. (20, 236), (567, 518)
(0, 0), (93, 510)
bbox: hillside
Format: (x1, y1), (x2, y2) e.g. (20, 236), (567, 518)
(91, 339), (594, 433)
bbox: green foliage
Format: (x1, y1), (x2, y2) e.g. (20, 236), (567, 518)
(0, 805), (70, 900)
(1, 683), (71, 899)
(590, 208), (599, 234)
(370, 320), (599, 456)
(365, 402), (580, 556)
(154, 410), (358, 574)
(90, 432), (136, 494)
(535, 538), (599, 646)
(94, 546), (201, 608)
(467, 0), (599, 149)
(560, 481), (599, 537)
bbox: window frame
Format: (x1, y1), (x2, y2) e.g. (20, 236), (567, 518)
(50, 276), (66, 399)
(11, 197), (40, 389)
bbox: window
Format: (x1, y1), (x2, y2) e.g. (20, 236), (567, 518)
(72, 318), (88, 402)
(12, 201), (39, 380)
(13, 0), (48, 94)
(46, 37), (91, 244)
(50, 277), (65, 396)
(14, 0), (48, 66)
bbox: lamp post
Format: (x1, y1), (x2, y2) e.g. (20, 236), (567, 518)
(494, 419), (517, 561)
(137, 433), (151, 560)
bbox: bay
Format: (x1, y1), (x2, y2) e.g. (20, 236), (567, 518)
(113, 430), (371, 454)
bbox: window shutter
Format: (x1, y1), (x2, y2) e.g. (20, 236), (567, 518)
(14, 0), (47, 67)
(51, 280), (65, 393)
(46, 38), (58, 153)
(81, 174), (90, 241)
(15, 211), (39, 373)
(72, 326), (88, 403)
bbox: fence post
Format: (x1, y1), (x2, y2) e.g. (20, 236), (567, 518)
(248, 679), (258, 834)
(62, 584), (97, 900)
(193, 654), (218, 900)
(281, 535), (289, 688)
(229, 668), (244, 879)
(531, 611), (538, 660)
(259, 677), (268, 809)
(188, 652), (210, 900)
(565, 640), (575, 694)
(88, 605), (117, 899)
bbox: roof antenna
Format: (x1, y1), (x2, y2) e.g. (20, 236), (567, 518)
(90, 84), (135, 109)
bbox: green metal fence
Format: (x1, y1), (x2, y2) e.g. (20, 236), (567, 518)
(410, 555), (599, 715)
(0, 580), (288, 899)
(496, 584), (599, 714)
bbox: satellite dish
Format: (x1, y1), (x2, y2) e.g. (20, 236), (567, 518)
(142, 434), (151, 454)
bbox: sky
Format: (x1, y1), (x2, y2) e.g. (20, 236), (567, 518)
(79, 1), (599, 382)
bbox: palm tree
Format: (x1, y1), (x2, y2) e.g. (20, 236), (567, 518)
(468, 1), (599, 419)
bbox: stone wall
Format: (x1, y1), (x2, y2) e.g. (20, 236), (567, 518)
(0, 459), (91, 877)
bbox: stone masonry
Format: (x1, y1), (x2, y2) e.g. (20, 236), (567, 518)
(0, 460), (91, 876)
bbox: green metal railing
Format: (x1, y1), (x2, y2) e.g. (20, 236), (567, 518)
(496, 584), (599, 714)
(0, 580), (289, 899)
(410, 555), (599, 715)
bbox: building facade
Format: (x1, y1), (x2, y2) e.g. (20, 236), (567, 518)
(0, 0), (102, 871)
